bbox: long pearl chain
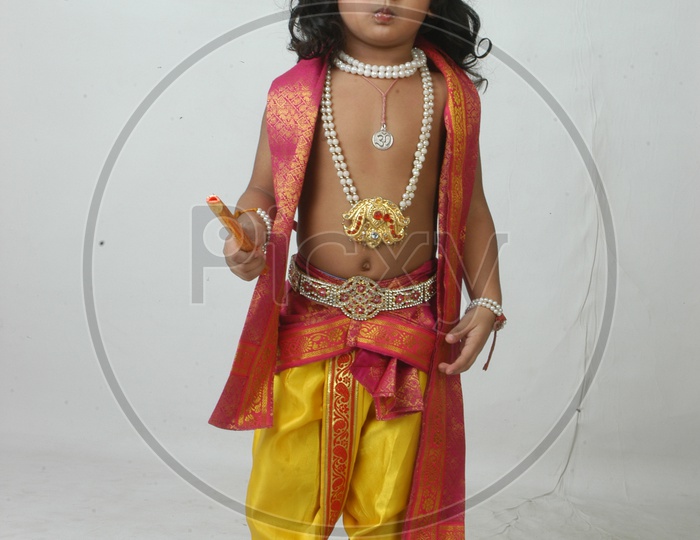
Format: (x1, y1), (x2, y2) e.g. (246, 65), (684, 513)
(322, 49), (434, 211)
(334, 48), (426, 79)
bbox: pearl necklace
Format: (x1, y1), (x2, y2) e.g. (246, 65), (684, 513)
(334, 47), (427, 79)
(321, 49), (435, 248)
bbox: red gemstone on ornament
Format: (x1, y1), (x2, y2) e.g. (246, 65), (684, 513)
(373, 210), (383, 220)
(383, 214), (392, 222)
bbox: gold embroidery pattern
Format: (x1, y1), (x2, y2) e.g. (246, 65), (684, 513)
(357, 319), (434, 367)
(321, 353), (358, 533)
(221, 74), (320, 429)
(278, 315), (435, 371)
(267, 80), (318, 232)
(403, 46), (477, 538)
(412, 525), (465, 540)
(279, 319), (349, 361)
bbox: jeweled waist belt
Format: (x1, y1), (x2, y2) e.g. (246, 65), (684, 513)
(288, 262), (437, 321)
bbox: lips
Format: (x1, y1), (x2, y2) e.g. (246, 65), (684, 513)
(374, 7), (396, 23)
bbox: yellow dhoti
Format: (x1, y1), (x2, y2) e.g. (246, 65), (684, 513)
(245, 253), (438, 539)
(247, 352), (427, 539)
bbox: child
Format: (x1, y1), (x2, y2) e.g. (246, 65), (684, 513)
(209, 1), (504, 538)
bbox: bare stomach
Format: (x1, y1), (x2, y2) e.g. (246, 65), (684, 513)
(295, 198), (438, 281)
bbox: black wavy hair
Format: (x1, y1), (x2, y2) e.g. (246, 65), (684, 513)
(288, 0), (491, 88)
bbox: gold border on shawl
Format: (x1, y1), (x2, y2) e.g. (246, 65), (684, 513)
(415, 49), (468, 521)
(403, 40), (480, 539)
(211, 64), (326, 431)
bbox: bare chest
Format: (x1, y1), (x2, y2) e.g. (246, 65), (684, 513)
(297, 67), (447, 278)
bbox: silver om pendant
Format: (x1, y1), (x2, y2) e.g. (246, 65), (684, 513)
(371, 124), (394, 151)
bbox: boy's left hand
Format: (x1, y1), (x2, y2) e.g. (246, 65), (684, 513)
(439, 307), (496, 375)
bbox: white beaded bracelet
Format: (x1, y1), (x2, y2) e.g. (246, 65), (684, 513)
(466, 297), (504, 317)
(254, 208), (272, 253)
(464, 297), (507, 371)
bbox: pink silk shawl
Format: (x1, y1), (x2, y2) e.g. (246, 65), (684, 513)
(209, 39), (481, 539)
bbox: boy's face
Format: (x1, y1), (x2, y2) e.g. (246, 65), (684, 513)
(337, 0), (432, 53)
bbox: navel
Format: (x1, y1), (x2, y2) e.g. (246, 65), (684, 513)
(361, 259), (372, 272)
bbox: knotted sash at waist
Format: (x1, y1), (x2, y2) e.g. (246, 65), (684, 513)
(278, 255), (438, 420)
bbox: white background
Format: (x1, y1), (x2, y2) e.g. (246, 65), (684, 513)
(2, 1), (699, 538)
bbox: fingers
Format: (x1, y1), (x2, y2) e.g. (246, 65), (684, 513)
(439, 308), (495, 375)
(223, 234), (266, 281)
(444, 315), (472, 345)
(438, 333), (482, 375)
(223, 232), (242, 259)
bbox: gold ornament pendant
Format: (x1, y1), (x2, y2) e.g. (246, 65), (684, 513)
(342, 197), (410, 248)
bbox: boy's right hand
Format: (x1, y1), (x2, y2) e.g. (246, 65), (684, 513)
(223, 213), (267, 281)
(223, 235), (266, 281)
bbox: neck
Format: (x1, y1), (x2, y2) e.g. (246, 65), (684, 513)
(341, 42), (416, 66)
